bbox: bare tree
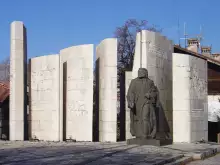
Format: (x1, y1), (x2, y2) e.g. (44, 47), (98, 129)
(114, 19), (162, 73)
(0, 56), (10, 82)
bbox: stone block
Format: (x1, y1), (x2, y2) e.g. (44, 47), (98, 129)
(99, 132), (117, 142)
(60, 44), (93, 142)
(173, 53), (207, 143)
(173, 99), (191, 111)
(191, 131), (206, 142)
(191, 120), (205, 132)
(29, 54), (60, 141)
(9, 120), (24, 140)
(99, 121), (117, 133)
(10, 21), (24, 40)
(96, 38), (117, 142)
(10, 21), (27, 141)
(173, 53), (190, 67)
(173, 78), (191, 100)
(99, 110), (117, 122)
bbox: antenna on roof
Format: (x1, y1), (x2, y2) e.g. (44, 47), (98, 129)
(177, 17), (180, 46)
(180, 22), (188, 48)
(197, 25), (204, 51)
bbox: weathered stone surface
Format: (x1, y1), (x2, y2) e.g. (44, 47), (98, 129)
(96, 38), (117, 142)
(29, 55), (60, 141)
(60, 44), (93, 141)
(173, 53), (208, 143)
(132, 30), (173, 138)
(10, 21), (27, 140)
(127, 138), (172, 146)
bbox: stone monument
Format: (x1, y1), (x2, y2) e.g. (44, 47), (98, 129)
(131, 30), (173, 141)
(60, 44), (94, 141)
(96, 38), (117, 142)
(10, 21), (27, 140)
(127, 68), (172, 146)
(173, 53), (208, 143)
(29, 54), (60, 141)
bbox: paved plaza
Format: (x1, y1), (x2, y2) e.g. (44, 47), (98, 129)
(0, 141), (186, 165)
(1, 141), (220, 165)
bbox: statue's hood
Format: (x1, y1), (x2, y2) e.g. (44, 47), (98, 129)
(138, 68), (148, 78)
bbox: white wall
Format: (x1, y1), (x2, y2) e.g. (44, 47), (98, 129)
(173, 53), (208, 143)
(60, 44), (93, 141)
(29, 54), (60, 141)
(96, 38), (117, 142)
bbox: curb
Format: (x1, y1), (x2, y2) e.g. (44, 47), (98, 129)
(165, 156), (193, 165)
(185, 147), (218, 160)
(164, 145), (220, 164)
(136, 155), (184, 165)
(156, 155), (184, 165)
(192, 148), (217, 160)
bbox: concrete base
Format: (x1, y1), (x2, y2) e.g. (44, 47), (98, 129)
(127, 138), (172, 146)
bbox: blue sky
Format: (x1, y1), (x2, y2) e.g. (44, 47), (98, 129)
(0, 0), (219, 61)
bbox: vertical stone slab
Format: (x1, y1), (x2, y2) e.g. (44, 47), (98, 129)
(96, 38), (117, 142)
(29, 55), (60, 141)
(190, 55), (208, 142)
(60, 44), (93, 141)
(125, 71), (133, 139)
(10, 21), (27, 140)
(132, 30), (173, 137)
(173, 53), (208, 143)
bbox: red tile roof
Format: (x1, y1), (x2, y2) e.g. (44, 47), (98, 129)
(0, 81), (9, 103)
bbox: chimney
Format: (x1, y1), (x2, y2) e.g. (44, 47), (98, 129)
(187, 38), (199, 53)
(201, 46), (212, 56)
(212, 53), (220, 61)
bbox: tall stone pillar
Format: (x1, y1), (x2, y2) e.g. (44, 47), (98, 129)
(10, 21), (27, 140)
(96, 38), (117, 142)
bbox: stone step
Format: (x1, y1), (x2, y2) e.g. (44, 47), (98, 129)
(164, 156), (193, 165)
(135, 155), (184, 165)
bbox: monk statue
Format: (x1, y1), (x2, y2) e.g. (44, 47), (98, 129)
(127, 68), (158, 139)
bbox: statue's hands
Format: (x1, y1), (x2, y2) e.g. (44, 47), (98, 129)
(128, 102), (134, 109)
(145, 93), (150, 99)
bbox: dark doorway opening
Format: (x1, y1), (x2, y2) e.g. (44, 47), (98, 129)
(93, 58), (99, 142)
(63, 62), (67, 141)
(0, 97), (9, 140)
